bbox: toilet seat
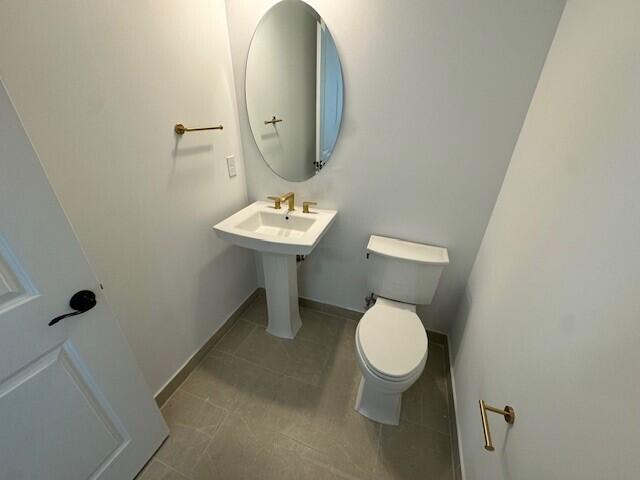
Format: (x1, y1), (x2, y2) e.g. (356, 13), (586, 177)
(357, 299), (428, 381)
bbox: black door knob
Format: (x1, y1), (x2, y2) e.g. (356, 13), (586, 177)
(48, 290), (97, 326)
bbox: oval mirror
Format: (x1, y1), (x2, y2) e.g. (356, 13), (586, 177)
(246, 0), (344, 181)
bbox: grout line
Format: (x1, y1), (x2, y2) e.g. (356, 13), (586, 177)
(159, 375), (188, 411)
(218, 319), (334, 374)
(279, 430), (370, 480)
(212, 318), (257, 356)
(300, 304), (361, 323)
(159, 377), (224, 412)
(167, 333), (250, 405)
(152, 457), (192, 480)
(214, 316), (250, 346)
(163, 355), (210, 404)
(193, 345), (294, 396)
(169, 386), (229, 414)
(187, 407), (231, 477)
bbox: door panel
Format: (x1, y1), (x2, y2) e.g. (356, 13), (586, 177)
(0, 235), (39, 314)
(0, 80), (168, 479)
(0, 343), (126, 480)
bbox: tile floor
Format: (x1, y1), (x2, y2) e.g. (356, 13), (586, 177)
(139, 294), (459, 480)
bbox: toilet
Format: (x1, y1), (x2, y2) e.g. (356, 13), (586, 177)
(354, 235), (449, 425)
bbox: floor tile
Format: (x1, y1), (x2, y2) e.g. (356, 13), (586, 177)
(297, 308), (345, 345)
(234, 325), (332, 386)
(419, 371), (450, 435)
(283, 335), (334, 386)
(161, 389), (226, 437)
(425, 342), (447, 378)
(153, 423), (210, 478)
(146, 302), (458, 480)
(232, 325), (291, 372)
(138, 460), (190, 480)
(241, 295), (268, 326)
(262, 370), (379, 479)
(377, 422), (453, 480)
(331, 316), (358, 355)
(154, 389), (226, 476)
(192, 411), (338, 480)
(301, 410), (381, 479)
(214, 319), (255, 354)
(263, 368), (352, 436)
(321, 344), (361, 394)
(181, 350), (282, 425)
(399, 381), (422, 425)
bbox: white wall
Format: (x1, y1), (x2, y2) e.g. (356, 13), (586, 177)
(451, 1), (640, 477)
(226, 0), (566, 331)
(246, 1), (318, 181)
(0, 0), (257, 394)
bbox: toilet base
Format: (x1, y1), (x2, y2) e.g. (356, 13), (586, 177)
(354, 376), (402, 426)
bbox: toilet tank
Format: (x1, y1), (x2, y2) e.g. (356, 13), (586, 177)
(366, 235), (449, 305)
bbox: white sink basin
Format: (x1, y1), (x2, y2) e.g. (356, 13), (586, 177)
(213, 201), (337, 255)
(213, 201), (337, 339)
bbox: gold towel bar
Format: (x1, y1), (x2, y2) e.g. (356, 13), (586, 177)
(264, 116), (283, 125)
(479, 400), (515, 451)
(174, 123), (223, 135)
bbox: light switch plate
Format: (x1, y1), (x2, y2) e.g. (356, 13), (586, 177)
(226, 155), (237, 178)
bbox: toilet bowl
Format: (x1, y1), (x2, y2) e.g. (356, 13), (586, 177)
(354, 297), (428, 425)
(353, 235), (448, 425)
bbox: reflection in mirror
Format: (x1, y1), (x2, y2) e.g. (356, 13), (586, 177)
(246, 0), (344, 182)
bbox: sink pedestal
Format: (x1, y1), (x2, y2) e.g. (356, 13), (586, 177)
(261, 252), (302, 339)
(213, 201), (337, 339)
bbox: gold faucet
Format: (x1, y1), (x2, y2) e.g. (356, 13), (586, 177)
(280, 192), (295, 211)
(267, 196), (282, 209)
(267, 192), (295, 211)
(302, 201), (317, 214)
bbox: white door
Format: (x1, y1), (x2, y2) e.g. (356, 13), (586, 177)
(0, 82), (168, 479)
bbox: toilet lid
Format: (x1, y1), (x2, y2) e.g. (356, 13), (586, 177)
(357, 302), (428, 379)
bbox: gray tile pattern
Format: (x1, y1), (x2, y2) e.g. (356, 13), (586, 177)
(141, 295), (459, 480)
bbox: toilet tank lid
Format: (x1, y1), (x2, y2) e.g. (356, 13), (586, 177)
(367, 235), (449, 265)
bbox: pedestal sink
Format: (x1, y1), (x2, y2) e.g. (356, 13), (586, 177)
(213, 201), (337, 339)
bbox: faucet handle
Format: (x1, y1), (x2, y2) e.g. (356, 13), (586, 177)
(267, 196), (282, 210)
(302, 201), (317, 214)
